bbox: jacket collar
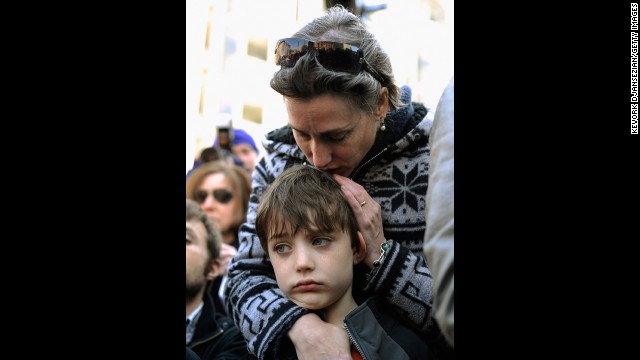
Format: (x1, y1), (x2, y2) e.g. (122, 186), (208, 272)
(262, 86), (428, 169)
(190, 292), (223, 347)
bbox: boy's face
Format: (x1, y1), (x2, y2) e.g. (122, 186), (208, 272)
(268, 224), (358, 311)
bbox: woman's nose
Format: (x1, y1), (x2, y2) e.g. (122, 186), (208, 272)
(310, 141), (331, 169)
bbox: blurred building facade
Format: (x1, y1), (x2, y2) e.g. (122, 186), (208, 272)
(186, 0), (454, 174)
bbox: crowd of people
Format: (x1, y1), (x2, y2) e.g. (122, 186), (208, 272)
(186, 5), (454, 359)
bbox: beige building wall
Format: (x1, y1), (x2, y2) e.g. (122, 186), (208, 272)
(186, 0), (453, 174)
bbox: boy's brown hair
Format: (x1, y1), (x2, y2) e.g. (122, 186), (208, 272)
(256, 164), (360, 256)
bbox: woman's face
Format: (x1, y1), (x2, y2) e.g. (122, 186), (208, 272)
(197, 172), (243, 241)
(285, 94), (381, 177)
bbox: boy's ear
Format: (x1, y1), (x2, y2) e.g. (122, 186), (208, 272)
(353, 231), (367, 264)
(206, 258), (223, 280)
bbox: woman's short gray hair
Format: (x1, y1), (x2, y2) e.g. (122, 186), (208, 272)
(270, 5), (404, 114)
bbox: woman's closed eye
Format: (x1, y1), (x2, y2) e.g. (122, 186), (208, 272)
(293, 129), (348, 143)
(324, 132), (348, 143)
(293, 130), (311, 140)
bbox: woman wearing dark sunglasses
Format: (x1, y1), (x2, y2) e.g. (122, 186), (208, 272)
(186, 160), (252, 317)
(226, 5), (450, 360)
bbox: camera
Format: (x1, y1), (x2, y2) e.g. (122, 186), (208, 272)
(210, 123), (243, 168)
(216, 125), (234, 152)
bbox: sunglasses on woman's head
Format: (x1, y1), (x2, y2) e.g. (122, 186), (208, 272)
(274, 37), (384, 83)
(194, 189), (234, 204)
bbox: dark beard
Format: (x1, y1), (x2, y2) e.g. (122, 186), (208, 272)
(186, 263), (211, 303)
(186, 281), (204, 303)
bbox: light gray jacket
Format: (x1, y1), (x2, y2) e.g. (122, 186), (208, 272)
(423, 77), (455, 348)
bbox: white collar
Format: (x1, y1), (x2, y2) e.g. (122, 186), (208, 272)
(186, 301), (204, 324)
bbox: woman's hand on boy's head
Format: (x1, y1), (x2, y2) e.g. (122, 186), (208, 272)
(333, 174), (387, 268)
(218, 243), (238, 276)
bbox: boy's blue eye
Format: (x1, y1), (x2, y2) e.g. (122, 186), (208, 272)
(312, 238), (330, 246)
(274, 244), (290, 253)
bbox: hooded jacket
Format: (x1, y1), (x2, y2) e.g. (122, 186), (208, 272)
(226, 86), (440, 359)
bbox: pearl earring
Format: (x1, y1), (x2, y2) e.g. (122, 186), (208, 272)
(380, 119), (386, 132)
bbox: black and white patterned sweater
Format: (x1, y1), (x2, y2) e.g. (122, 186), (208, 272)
(226, 86), (438, 359)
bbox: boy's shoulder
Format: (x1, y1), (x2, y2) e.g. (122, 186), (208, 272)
(345, 295), (432, 359)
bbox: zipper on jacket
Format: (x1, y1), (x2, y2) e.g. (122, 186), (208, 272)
(343, 323), (366, 360)
(188, 328), (223, 349)
(349, 147), (388, 180)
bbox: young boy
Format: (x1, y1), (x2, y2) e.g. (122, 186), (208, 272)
(255, 165), (433, 360)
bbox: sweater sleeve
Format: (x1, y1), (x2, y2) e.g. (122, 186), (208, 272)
(360, 106), (440, 337)
(363, 240), (437, 333)
(225, 155), (310, 359)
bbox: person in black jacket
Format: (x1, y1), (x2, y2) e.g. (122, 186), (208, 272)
(186, 199), (248, 359)
(186, 346), (201, 360)
(186, 161), (252, 317)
